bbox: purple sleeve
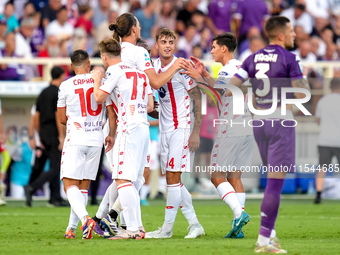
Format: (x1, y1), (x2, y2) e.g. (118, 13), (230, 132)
(208, 3), (216, 19)
(288, 54), (303, 80)
(262, 1), (269, 17)
(235, 1), (244, 17)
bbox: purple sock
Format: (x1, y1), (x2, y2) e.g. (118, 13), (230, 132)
(259, 178), (285, 238)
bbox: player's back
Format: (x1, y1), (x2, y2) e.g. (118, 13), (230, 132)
(120, 41), (153, 72)
(240, 44), (303, 109)
(58, 73), (105, 147)
(102, 62), (150, 132)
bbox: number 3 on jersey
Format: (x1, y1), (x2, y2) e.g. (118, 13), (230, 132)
(75, 87), (102, 117)
(255, 63), (270, 97)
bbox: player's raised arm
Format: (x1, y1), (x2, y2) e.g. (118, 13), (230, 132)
(145, 57), (187, 90)
(188, 86), (202, 152)
(92, 69), (108, 104)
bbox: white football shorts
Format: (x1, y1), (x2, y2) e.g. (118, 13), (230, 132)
(60, 145), (102, 180)
(210, 135), (254, 172)
(111, 124), (149, 182)
(160, 128), (194, 174)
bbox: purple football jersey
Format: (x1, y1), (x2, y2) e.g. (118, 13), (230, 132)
(235, 44), (303, 108)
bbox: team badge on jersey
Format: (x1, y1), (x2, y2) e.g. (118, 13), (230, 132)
(74, 122), (82, 130)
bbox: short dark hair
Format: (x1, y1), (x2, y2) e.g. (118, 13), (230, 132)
(330, 78), (340, 90)
(70, 50), (89, 66)
(212, 32), (237, 53)
(265, 16), (290, 40)
(51, 66), (65, 80)
(98, 38), (121, 57)
(57, 6), (67, 14)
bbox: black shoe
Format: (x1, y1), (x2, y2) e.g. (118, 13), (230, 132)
(49, 199), (69, 207)
(91, 199), (98, 205)
(24, 185), (33, 207)
(155, 191), (164, 199)
(314, 196), (321, 204)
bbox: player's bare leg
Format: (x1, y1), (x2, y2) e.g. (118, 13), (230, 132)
(315, 168), (326, 204)
(140, 167), (150, 206)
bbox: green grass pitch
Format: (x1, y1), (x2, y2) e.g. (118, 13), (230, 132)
(0, 198), (339, 255)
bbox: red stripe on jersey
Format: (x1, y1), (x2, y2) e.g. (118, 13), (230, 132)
(81, 191), (88, 194)
(166, 206), (174, 209)
(167, 80), (178, 129)
(57, 106), (66, 109)
(112, 100), (118, 114)
(99, 88), (110, 95)
(222, 191), (235, 200)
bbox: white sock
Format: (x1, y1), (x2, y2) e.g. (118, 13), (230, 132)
(66, 186), (88, 225)
(270, 229), (276, 238)
(108, 181), (118, 208)
(96, 184), (111, 219)
(140, 184), (150, 200)
(158, 176), (167, 194)
(67, 209), (79, 230)
(133, 185), (143, 228)
(162, 183), (181, 232)
(180, 184), (199, 226)
(258, 234), (270, 247)
(236, 192), (246, 211)
(117, 182), (138, 231)
(80, 189), (88, 206)
(217, 182), (242, 219)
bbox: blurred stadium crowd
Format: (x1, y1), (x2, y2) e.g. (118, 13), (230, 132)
(0, 0), (340, 81)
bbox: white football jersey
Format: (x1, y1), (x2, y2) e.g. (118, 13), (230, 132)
(57, 73), (105, 147)
(154, 56), (198, 133)
(100, 62), (151, 133)
(216, 59), (253, 137)
(121, 42), (153, 72)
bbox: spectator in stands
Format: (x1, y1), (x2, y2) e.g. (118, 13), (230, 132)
(75, 5), (94, 36)
(199, 27), (213, 58)
(233, 0), (269, 45)
(30, 0), (49, 12)
(0, 19), (7, 50)
(270, 0), (287, 16)
(111, 0), (131, 15)
(329, 0), (340, 17)
(20, 2), (37, 23)
(310, 36), (322, 60)
(93, 0), (111, 28)
(306, 0), (329, 20)
(293, 25), (309, 50)
(317, 27), (334, 59)
(332, 16), (340, 45)
(24, 66), (67, 207)
(322, 42), (338, 61)
(30, 12), (45, 56)
(0, 2), (19, 33)
(206, 0), (233, 36)
(95, 10), (118, 52)
(134, 0), (157, 42)
(65, 0), (79, 26)
(192, 45), (204, 60)
(0, 33), (24, 81)
(238, 36), (266, 63)
(15, 18), (35, 59)
(40, 0), (63, 28)
(281, 0), (313, 35)
(294, 40), (317, 62)
(176, 22), (201, 58)
(238, 26), (261, 56)
(70, 27), (90, 55)
(312, 17), (330, 38)
(155, 0), (176, 31)
(192, 10), (206, 32)
(45, 6), (74, 41)
(176, 0), (200, 35)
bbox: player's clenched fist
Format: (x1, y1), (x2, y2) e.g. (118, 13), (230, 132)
(189, 131), (200, 152)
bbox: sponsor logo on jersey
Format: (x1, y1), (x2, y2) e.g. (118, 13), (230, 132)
(158, 87), (166, 98)
(73, 122), (82, 130)
(129, 105), (135, 115)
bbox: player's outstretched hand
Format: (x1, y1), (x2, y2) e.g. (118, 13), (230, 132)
(91, 69), (102, 83)
(190, 56), (206, 75)
(105, 135), (115, 153)
(189, 131), (200, 152)
(174, 57), (190, 71)
(180, 60), (201, 80)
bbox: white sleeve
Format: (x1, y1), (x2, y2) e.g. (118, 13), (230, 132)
(135, 47), (153, 72)
(180, 71), (198, 91)
(100, 68), (120, 94)
(57, 82), (67, 108)
(146, 75), (152, 95)
(315, 99), (323, 119)
(105, 94), (113, 107)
